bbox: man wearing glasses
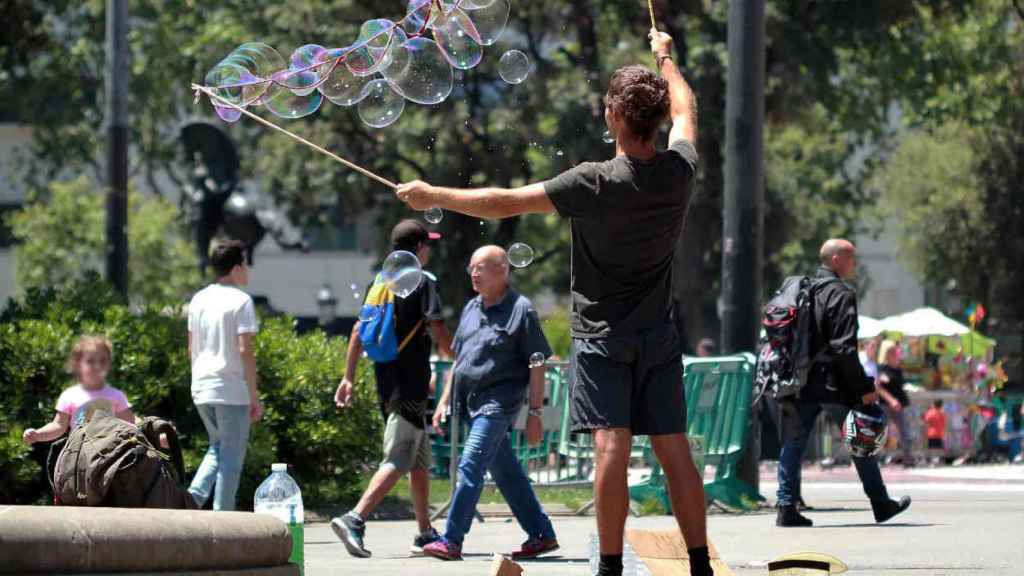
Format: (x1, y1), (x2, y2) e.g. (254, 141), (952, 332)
(423, 245), (559, 561)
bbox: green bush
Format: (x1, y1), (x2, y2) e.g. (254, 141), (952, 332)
(0, 276), (381, 508)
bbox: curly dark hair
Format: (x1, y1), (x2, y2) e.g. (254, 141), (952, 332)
(605, 65), (670, 142)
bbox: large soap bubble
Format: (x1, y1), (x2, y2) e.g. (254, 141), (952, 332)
(382, 250), (423, 298)
(358, 78), (406, 128)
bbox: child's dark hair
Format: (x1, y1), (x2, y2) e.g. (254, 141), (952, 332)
(933, 399), (944, 408)
(605, 65), (670, 142)
(210, 239), (247, 278)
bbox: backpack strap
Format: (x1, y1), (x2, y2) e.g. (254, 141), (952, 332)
(397, 318), (425, 353)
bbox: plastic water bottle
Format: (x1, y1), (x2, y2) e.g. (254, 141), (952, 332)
(254, 463), (304, 575)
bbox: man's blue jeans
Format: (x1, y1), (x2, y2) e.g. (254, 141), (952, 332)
(189, 403), (251, 511)
(445, 413), (556, 545)
(776, 399), (889, 507)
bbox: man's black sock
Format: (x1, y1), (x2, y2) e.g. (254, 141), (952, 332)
(598, 554), (623, 576)
(688, 546), (712, 576)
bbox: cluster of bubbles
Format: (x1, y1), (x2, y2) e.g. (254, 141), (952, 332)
(382, 250), (424, 298)
(202, 0), (523, 128)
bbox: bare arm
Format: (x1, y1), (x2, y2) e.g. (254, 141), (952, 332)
(116, 408), (135, 424)
(651, 29), (697, 145)
(527, 366), (545, 409)
(430, 320), (454, 359)
(396, 181), (555, 219)
(24, 412), (71, 444)
(239, 333), (260, 416)
(343, 321), (363, 382)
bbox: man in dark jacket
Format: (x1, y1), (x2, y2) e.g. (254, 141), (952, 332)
(776, 238), (912, 527)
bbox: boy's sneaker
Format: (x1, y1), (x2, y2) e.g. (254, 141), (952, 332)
(331, 513), (371, 558)
(410, 528), (441, 555)
(510, 537), (560, 559)
(422, 537), (463, 561)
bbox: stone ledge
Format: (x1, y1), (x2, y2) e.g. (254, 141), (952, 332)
(0, 506), (294, 574)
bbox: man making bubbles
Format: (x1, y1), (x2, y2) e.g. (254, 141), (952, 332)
(396, 28), (713, 576)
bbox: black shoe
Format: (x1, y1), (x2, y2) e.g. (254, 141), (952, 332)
(332, 513), (372, 558)
(411, 528), (441, 555)
(872, 496), (912, 523)
(776, 505), (813, 527)
(797, 496), (815, 511)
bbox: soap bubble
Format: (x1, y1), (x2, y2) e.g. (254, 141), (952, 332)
(602, 130), (615, 144)
(357, 78), (405, 128)
(461, 0), (510, 46)
(382, 37), (454, 105)
(382, 250), (423, 298)
(284, 44), (327, 96)
(424, 206), (443, 224)
(317, 50), (371, 106)
(434, 9), (484, 70)
(498, 50), (529, 84)
(262, 79), (323, 119)
(347, 19), (395, 77)
(528, 352), (545, 368)
(507, 242), (534, 268)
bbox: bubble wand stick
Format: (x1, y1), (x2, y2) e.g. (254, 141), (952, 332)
(191, 83), (398, 190)
(647, 0), (657, 30)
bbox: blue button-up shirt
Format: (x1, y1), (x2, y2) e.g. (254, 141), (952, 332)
(452, 288), (552, 418)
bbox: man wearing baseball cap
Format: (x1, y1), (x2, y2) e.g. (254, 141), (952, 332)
(332, 218), (453, 558)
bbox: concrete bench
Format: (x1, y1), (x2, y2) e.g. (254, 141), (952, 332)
(0, 506), (297, 575)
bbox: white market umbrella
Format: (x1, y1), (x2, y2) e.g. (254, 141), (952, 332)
(858, 315), (884, 340)
(879, 307), (970, 337)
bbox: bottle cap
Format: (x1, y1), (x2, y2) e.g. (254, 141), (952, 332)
(271, 463), (288, 472)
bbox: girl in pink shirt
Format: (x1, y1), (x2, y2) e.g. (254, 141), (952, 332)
(22, 335), (134, 444)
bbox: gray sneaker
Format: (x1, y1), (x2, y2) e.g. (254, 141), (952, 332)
(331, 513), (371, 558)
(410, 528), (441, 555)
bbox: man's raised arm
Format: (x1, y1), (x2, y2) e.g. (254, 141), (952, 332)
(651, 29), (697, 146)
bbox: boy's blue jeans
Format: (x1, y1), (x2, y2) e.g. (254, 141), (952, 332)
(445, 413), (556, 545)
(189, 403), (251, 511)
(776, 399), (889, 507)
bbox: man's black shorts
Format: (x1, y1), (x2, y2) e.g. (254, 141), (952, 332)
(569, 320), (686, 436)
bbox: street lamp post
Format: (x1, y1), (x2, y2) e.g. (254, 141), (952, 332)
(316, 283), (338, 328)
(105, 0), (129, 297)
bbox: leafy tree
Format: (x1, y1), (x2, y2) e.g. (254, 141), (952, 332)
(5, 176), (201, 303)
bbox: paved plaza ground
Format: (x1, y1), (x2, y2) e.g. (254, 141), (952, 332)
(303, 464), (1024, 575)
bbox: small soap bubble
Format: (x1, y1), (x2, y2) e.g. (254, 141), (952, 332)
(528, 352), (545, 368)
(602, 130), (615, 144)
(507, 242), (534, 268)
(498, 49), (530, 84)
(556, 150), (564, 156)
(424, 206), (443, 224)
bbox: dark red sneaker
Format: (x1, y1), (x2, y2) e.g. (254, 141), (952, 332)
(510, 537), (560, 560)
(423, 538), (463, 561)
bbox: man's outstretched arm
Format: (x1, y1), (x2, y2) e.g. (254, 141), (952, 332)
(651, 29), (697, 145)
(395, 181), (555, 220)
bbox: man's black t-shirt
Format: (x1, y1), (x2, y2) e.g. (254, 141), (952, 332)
(372, 272), (443, 428)
(543, 140), (698, 338)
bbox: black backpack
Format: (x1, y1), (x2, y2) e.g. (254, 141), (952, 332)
(754, 275), (836, 401)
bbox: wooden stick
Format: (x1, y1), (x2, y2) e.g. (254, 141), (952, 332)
(648, 0), (657, 30)
(191, 83), (398, 190)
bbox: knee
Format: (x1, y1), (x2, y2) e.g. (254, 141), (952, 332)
(594, 429), (632, 460)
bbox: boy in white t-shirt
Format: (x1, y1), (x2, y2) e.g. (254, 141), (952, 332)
(187, 239), (262, 511)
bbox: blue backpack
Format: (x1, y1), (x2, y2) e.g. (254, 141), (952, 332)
(358, 273), (423, 362)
